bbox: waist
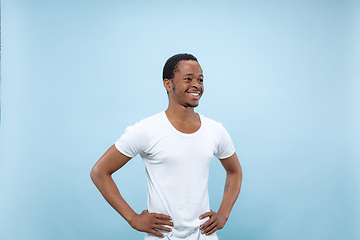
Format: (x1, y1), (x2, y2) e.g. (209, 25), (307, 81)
(145, 226), (218, 240)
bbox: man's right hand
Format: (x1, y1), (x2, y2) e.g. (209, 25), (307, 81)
(129, 210), (173, 238)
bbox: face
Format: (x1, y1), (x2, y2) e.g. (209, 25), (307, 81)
(165, 60), (204, 108)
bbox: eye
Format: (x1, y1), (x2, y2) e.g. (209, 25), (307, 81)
(198, 78), (204, 83)
(185, 77), (192, 81)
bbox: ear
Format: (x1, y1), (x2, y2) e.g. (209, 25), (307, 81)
(163, 78), (172, 93)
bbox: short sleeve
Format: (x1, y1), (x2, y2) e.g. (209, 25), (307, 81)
(214, 124), (235, 159)
(114, 121), (149, 158)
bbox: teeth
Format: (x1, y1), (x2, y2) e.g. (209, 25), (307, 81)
(190, 93), (199, 96)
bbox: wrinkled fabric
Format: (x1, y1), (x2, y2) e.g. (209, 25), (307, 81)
(115, 112), (235, 240)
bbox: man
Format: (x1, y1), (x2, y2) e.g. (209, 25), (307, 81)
(90, 53), (242, 240)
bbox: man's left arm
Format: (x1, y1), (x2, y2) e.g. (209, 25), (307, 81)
(199, 152), (242, 235)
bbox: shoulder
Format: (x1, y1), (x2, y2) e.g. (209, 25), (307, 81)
(198, 113), (230, 140)
(115, 113), (165, 157)
(138, 111), (166, 128)
(121, 112), (164, 135)
(199, 114), (235, 158)
(127, 112), (168, 138)
(140, 111), (165, 123)
(199, 114), (224, 130)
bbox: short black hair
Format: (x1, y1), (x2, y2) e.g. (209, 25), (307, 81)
(162, 53), (198, 80)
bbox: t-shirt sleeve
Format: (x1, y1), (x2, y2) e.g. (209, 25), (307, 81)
(114, 121), (148, 158)
(215, 124), (235, 159)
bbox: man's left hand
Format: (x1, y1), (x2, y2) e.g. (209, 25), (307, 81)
(199, 210), (227, 235)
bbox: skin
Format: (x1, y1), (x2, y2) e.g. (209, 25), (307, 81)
(91, 60), (243, 238)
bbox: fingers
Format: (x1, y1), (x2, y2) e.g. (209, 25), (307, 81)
(199, 210), (215, 227)
(201, 223), (218, 235)
(150, 229), (165, 238)
(131, 210), (173, 237)
(204, 224), (218, 236)
(154, 213), (173, 221)
(200, 218), (218, 235)
(155, 223), (172, 232)
(199, 210), (213, 219)
(156, 218), (174, 227)
(152, 213), (173, 236)
(199, 210), (225, 236)
(152, 213), (173, 228)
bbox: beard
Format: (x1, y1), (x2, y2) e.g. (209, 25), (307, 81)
(184, 102), (199, 108)
(172, 84), (200, 108)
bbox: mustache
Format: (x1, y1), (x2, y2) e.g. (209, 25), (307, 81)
(186, 88), (202, 93)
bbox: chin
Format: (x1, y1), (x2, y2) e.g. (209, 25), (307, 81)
(185, 103), (199, 108)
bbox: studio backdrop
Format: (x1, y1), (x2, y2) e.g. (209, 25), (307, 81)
(1, 1), (359, 240)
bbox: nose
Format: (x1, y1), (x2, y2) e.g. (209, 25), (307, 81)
(191, 79), (200, 89)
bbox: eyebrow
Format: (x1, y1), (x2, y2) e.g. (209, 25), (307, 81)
(183, 73), (204, 77)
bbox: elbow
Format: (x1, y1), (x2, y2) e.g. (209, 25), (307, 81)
(90, 163), (112, 185)
(239, 165), (243, 181)
(90, 164), (100, 184)
(229, 164), (243, 180)
(237, 165), (243, 186)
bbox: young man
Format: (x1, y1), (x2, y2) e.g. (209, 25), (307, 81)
(90, 53), (242, 240)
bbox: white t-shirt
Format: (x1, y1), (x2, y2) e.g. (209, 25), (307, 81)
(115, 112), (235, 240)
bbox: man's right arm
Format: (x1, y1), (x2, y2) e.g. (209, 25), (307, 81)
(90, 144), (173, 238)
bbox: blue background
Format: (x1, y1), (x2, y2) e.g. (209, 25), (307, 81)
(1, 0), (359, 239)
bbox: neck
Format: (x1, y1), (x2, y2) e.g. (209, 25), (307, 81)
(165, 102), (197, 122)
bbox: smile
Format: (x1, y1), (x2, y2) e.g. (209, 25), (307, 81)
(186, 91), (202, 100)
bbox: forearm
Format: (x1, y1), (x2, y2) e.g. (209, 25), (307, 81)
(199, 168), (242, 236)
(90, 169), (137, 224)
(217, 169), (242, 220)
